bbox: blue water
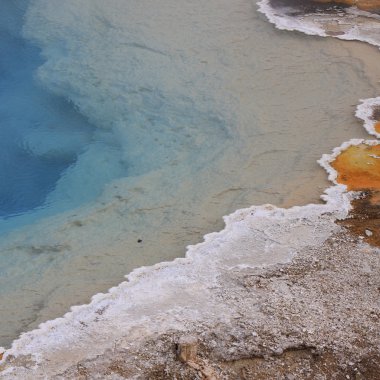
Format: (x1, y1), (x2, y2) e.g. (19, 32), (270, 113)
(0, 2), (103, 223)
(0, 34), (76, 218)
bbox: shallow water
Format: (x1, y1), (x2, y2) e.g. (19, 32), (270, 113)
(0, 0), (379, 347)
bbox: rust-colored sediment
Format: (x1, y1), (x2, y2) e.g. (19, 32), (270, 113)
(374, 121), (380, 134)
(332, 143), (380, 246)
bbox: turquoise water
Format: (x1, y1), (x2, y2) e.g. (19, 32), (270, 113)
(0, 0), (378, 347)
(0, 1), (126, 234)
(0, 25), (83, 218)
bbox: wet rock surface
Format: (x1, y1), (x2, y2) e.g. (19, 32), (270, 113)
(314, 0), (380, 12)
(339, 191), (380, 246)
(270, 0), (380, 12)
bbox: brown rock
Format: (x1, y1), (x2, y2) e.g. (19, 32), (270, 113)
(176, 336), (198, 363)
(313, 0), (380, 11)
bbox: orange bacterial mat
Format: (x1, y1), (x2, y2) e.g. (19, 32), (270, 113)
(332, 144), (380, 190)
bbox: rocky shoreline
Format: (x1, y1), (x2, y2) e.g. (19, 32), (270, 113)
(9, 228), (378, 379)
